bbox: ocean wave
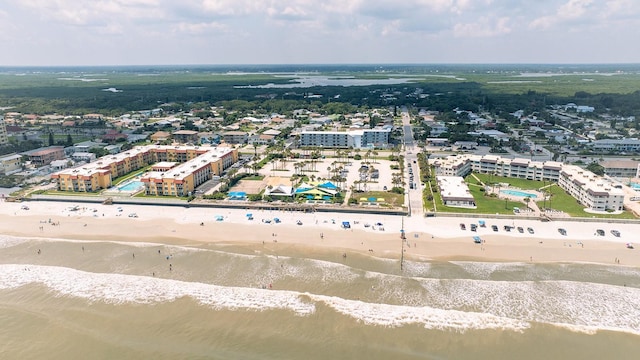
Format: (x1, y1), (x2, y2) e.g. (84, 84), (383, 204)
(310, 294), (530, 332)
(419, 278), (640, 336)
(451, 261), (530, 279)
(0, 264), (315, 315)
(0, 264), (530, 333)
(0, 235), (27, 249)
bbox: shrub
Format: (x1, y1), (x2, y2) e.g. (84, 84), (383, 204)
(204, 192), (226, 200)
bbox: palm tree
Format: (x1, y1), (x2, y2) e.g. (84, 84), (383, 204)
(524, 196), (531, 210)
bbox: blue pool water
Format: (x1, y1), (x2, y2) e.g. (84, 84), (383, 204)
(117, 180), (144, 192)
(500, 189), (537, 198)
(630, 183), (640, 190)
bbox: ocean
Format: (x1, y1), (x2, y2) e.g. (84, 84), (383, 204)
(1, 235), (639, 359)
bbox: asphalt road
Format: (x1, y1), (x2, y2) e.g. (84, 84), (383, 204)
(401, 109), (424, 217)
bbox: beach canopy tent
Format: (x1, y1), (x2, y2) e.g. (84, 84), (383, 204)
(264, 185), (294, 197)
(295, 182), (339, 199)
(473, 236), (482, 244)
(478, 220), (486, 227)
(318, 181), (338, 190)
(215, 215), (224, 221)
(246, 213), (253, 220)
(342, 221), (351, 229)
(274, 218), (281, 223)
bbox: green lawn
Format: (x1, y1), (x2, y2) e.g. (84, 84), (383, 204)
(243, 175), (265, 180)
(111, 166), (151, 186)
(354, 190), (404, 207)
(472, 173), (545, 190)
(40, 190), (102, 196)
(40, 134), (91, 144)
(539, 184), (637, 219)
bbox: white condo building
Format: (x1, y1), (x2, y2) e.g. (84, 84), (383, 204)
(432, 154), (624, 212)
(299, 129), (391, 149)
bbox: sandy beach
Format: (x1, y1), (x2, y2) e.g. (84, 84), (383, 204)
(2, 200), (639, 267)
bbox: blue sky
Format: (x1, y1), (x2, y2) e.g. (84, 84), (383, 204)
(0, 0), (637, 66)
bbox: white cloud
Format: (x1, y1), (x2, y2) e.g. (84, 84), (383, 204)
(454, 16), (511, 37)
(172, 21), (226, 35)
(1, 0), (639, 65)
(529, 0), (594, 30)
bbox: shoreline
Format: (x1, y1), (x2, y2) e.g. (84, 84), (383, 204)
(1, 200), (639, 267)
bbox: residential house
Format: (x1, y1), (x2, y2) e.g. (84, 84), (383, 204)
(22, 146), (65, 166)
(172, 130), (199, 144)
(150, 131), (172, 143)
(222, 131), (249, 144)
(0, 153), (22, 174)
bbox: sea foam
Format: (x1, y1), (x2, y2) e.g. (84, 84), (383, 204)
(418, 278), (640, 336)
(0, 264), (530, 333)
(0, 264), (315, 315)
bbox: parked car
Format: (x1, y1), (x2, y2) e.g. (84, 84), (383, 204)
(527, 227), (534, 234)
(596, 229), (605, 236)
(517, 227), (524, 234)
(460, 223), (466, 230)
(491, 225), (499, 232)
(470, 224), (477, 232)
(611, 230), (621, 237)
(558, 228), (567, 236)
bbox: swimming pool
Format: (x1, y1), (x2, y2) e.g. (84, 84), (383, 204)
(500, 189), (537, 198)
(630, 183), (640, 190)
(117, 180), (144, 192)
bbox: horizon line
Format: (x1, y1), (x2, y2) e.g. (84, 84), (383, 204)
(2, 62), (640, 69)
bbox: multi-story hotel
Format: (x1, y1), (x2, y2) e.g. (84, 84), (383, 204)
(52, 145), (237, 195)
(432, 154), (624, 212)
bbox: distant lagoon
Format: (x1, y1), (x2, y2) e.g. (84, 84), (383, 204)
(233, 73), (467, 88)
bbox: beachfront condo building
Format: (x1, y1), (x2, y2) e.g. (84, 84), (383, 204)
(299, 129), (391, 149)
(432, 155), (563, 181)
(140, 147), (236, 197)
(558, 166), (625, 212)
(52, 145), (237, 194)
(432, 154), (624, 212)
